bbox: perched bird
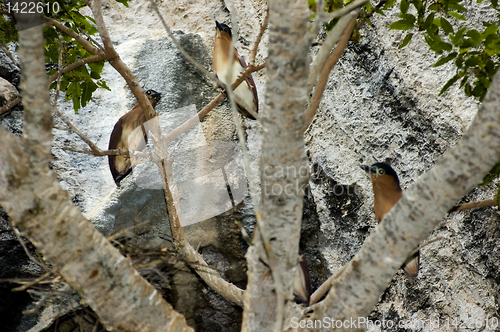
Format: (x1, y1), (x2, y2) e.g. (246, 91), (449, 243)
(108, 89), (161, 187)
(361, 162), (420, 283)
(212, 21), (258, 120)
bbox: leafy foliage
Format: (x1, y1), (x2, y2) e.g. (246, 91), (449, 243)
(309, 0), (500, 101)
(385, 0), (500, 101)
(0, 0), (128, 112)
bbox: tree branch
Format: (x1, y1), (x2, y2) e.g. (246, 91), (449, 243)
(307, 9), (361, 95)
(304, 13), (358, 131)
(45, 17), (104, 56)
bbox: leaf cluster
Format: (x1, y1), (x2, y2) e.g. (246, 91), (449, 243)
(387, 0), (500, 101)
(309, 0), (500, 101)
(1, 0), (128, 113)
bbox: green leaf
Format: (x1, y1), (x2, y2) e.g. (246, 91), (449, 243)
(383, 0), (397, 10)
(472, 83), (487, 100)
(448, 11), (467, 20)
(115, 0), (130, 7)
(389, 19), (415, 30)
(399, 33), (413, 48)
(434, 52), (457, 66)
(481, 162), (500, 185)
(466, 29), (483, 45)
(448, 3), (466, 11)
(400, 0), (410, 14)
(81, 81), (98, 108)
(483, 24), (498, 38)
(89, 60), (105, 79)
(440, 17), (454, 34)
(464, 55), (481, 66)
(439, 74), (460, 95)
(423, 13), (435, 30)
(97, 80), (111, 91)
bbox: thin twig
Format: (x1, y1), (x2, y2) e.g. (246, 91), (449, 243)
(307, 10), (360, 95)
(10, 272), (55, 292)
(13, 227), (51, 272)
(48, 54), (107, 82)
(304, 13), (358, 131)
(45, 17), (104, 55)
(326, 0), (369, 21)
(309, 265), (347, 306)
(0, 97), (21, 118)
(1, 53), (106, 118)
(0, 42), (19, 66)
(61, 147), (129, 157)
(149, 0), (223, 88)
(249, 9), (269, 66)
(449, 198), (497, 212)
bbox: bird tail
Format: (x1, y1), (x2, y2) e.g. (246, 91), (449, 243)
(402, 250), (420, 283)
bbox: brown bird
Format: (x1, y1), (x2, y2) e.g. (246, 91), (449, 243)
(212, 21), (258, 120)
(108, 89), (161, 187)
(361, 162), (420, 283)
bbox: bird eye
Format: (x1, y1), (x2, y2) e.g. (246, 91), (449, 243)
(378, 169), (385, 175)
(147, 90), (151, 95)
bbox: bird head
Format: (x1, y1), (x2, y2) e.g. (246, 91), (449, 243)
(145, 89), (161, 106)
(215, 21), (232, 40)
(360, 162), (401, 187)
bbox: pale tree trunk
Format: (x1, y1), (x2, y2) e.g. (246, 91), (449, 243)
(309, 70), (500, 331)
(0, 6), (192, 332)
(242, 1), (312, 331)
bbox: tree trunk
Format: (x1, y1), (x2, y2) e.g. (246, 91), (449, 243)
(242, 1), (312, 331)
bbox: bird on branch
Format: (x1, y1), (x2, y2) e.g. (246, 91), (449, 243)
(108, 89), (161, 187)
(361, 162), (420, 283)
(212, 21), (258, 120)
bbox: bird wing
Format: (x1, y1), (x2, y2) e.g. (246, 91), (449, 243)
(237, 51), (259, 113)
(108, 117), (129, 187)
(402, 250), (420, 283)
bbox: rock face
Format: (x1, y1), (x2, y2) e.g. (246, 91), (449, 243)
(1, 0), (499, 331)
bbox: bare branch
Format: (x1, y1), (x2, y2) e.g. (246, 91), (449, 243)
(450, 197), (497, 212)
(309, 265), (347, 305)
(148, 0), (222, 87)
(1, 53), (106, 119)
(328, 0), (369, 20)
(159, 158), (245, 306)
(48, 53), (107, 83)
(307, 10), (359, 95)
(87, 0), (156, 122)
(61, 147), (129, 157)
(249, 9), (269, 66)
(45, 17), (104, 56)
(0, 97), (21, 119)
(304, 13), (358, 131)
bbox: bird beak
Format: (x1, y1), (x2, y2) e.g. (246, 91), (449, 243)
(360, 165), (371, 174)
(215, 20), (222, 31)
